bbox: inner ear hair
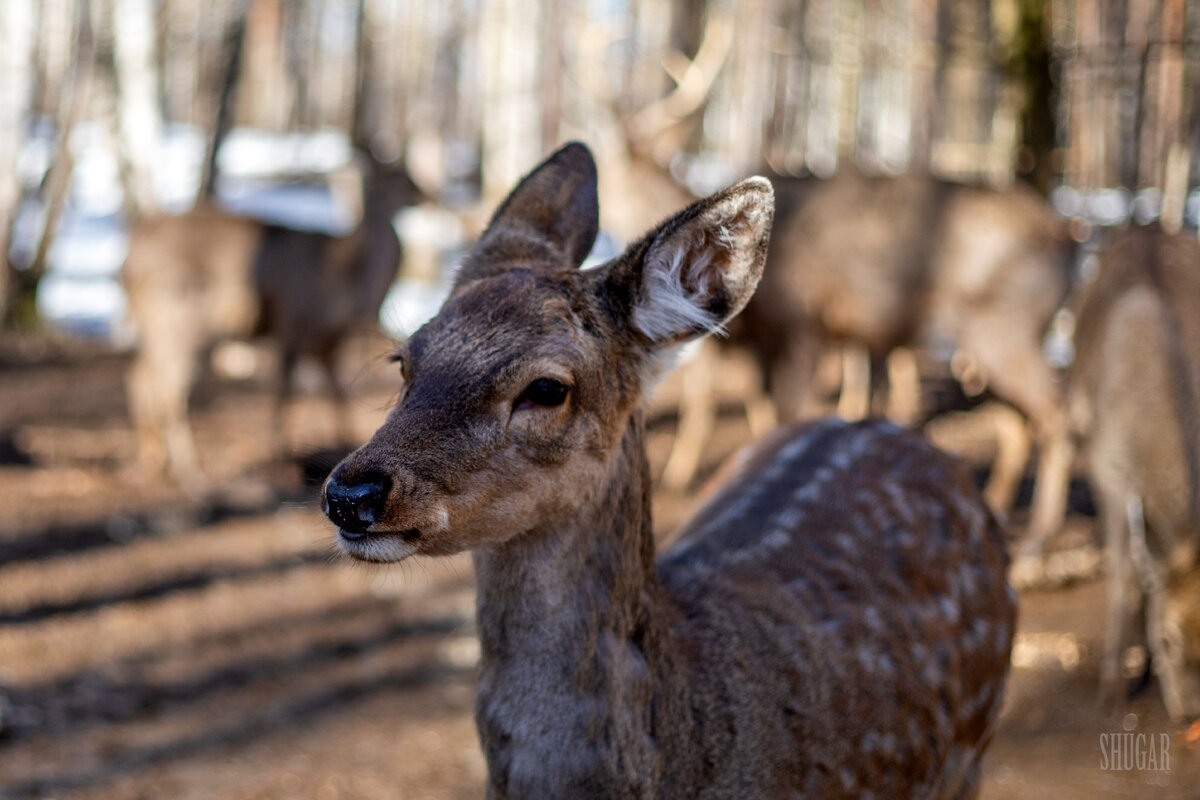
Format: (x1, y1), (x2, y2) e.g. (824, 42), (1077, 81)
(635, 231), (729, 344)
(625, 176), (775, 346)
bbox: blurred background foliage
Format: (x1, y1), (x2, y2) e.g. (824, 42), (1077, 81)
(0, 0), (1197, 336)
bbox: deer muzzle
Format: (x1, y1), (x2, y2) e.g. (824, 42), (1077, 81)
(323, 470), (391, 536)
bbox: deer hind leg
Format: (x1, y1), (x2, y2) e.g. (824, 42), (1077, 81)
(959, 328), (1073, 550)
(837, 342), (872, 421)
(317, 345), (355, 447)
(1024, 423), (1075, 553)
(272, 349), (298, 460)
(128, 342), (203, 485)
(1164, 572), (1200, 719)
(128, 353), (167, 473)
(163, 412), (202, 486)
(162, 346), (207, 487)
(1100, 487), (1138, 710)
(762, 333), (823, 422)
(885, 346), (922, 425)
(660, 339), (718, 491)
(1127, 494), (1195, 720)
(744, 392), (777, 440)
(982, 403), (1032, 514)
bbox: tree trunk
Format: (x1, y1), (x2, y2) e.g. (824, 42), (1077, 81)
(198, 1), (247, 202)
(1011, 0), (1056, 194)
(110, 0), (162, 218)
(1157, 0), (1187, 233)
(349, 0), (370, 148)
(0, 0), (37, 323)
(480, 0), (544, 205)
(285, 0), (314, 133)
(14, 0), (93, 328)
(32, 0), (75, 119)
(909, 0), (936, 170)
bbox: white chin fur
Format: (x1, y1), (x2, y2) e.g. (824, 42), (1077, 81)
(338, 531), (419, 562)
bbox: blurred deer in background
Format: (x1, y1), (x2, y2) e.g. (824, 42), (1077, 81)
(253, 159), (421, 444)
(323, 143), (1015, 799)
(667, 170), (1077, 549)
(574, 12), (1074, 551)
(1070, 225), (1200, 721)
(123, 152), (421, 483)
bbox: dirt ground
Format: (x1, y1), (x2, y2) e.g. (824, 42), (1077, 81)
(0, 332), (1197, 800)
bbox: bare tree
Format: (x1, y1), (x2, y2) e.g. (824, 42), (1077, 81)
(15, 0), (92, 326)
(1009, 0), (1056, 193)
(1157, 0), (1188, 232)
(109, 0), (162, 217)
(0, 0), (37, 321)
(480, 0), (545, 204)
(197, 2), (247, 202)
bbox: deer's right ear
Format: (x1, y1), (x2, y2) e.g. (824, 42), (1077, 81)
(457, 142), (600, 286)
(600, 176), (774, 348)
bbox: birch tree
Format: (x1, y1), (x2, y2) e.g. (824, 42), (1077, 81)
(1, 0), (36, 321)
(19, 0), (92, 326)
(480, 0), (544, 204)
(110, 0), (161, 217)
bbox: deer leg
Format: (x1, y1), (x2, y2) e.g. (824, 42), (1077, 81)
(127, 353), (168, 473)
(885, 346), (922, 425)
(1023, 424), (1075, 552)
(1127, 495), (1191, 720)
(660, 340), (718, 492)
(982, 403), (1032, 514)
(133, 338), (204, 486)
(274, 349), (298, 459)
(163, 409), (203, 486)
(837, 343), (871, 421)
(765, 334), (821, 422)
(1164, 576), (1200, 719)
(744, 393), (778, 440)
(1100, 487), (1135, 710)
(317, 346), (354, 447)
(739, 345), (778, 440)
(956, 326), (1072, 548)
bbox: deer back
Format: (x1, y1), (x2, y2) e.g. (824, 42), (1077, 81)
(656, 418), (1015, 797)
(321, 144), (1015, 799)
(252, 154), (421, 355)
(743, 171), (955, 356)
(124, 204), (262, 342)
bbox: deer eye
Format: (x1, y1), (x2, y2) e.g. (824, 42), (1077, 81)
(388, 351), (407, 380)
(515, 378), (570, 410)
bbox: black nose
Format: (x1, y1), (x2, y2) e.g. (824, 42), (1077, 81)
(324, 473), (390, 537)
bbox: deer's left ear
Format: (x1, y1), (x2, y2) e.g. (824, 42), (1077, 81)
(457, 142), (599, 286)
(601, 176), (774, 347)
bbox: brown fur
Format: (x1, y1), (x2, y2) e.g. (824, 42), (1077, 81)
(1070, 225), (1200, 720)
(124, 205), (262, 477)
(739, 171), (1076, 543)
(324, 143), (1016, 798)
(122, 155), (420, 481)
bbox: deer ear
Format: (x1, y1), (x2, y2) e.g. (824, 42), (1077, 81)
(458, 142), (599, 285)
(603, 176), (774, 347)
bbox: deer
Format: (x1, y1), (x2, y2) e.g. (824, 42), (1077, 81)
(672, 169), (1078, 557)
(122, 151), (420, 483)
(1069, 225), (1200, 721)
(252, 158), (421, 443)
(322, 143), (1016, 798)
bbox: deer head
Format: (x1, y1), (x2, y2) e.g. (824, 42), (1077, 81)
(322, 142), (773, 562)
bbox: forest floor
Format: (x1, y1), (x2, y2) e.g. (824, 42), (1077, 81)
(0, 331), (1196, 800)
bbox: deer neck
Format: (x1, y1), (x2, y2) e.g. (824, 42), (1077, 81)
(472, 411), (674, 796)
